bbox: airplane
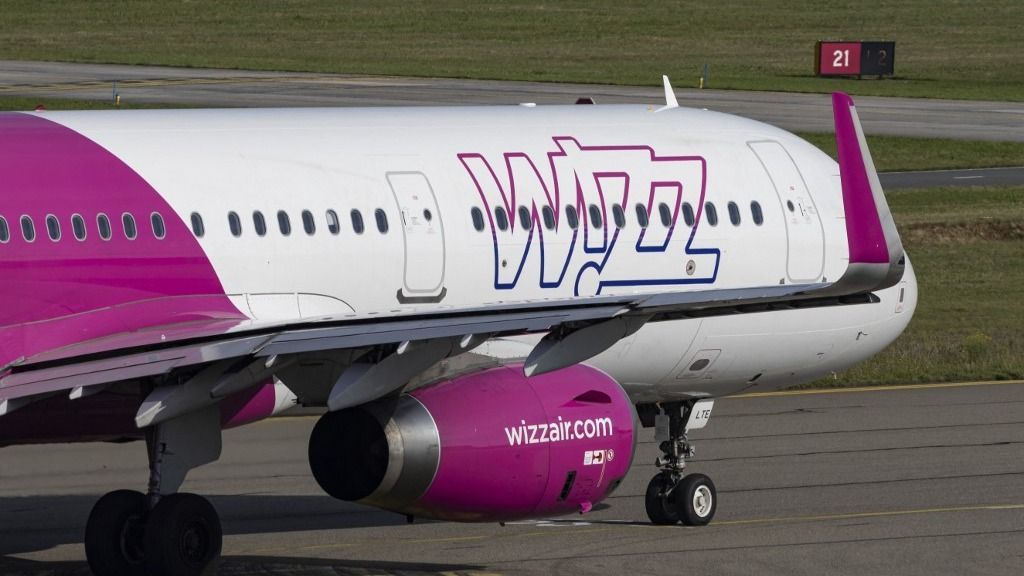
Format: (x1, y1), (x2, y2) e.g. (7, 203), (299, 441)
(0, 80), (916, 576)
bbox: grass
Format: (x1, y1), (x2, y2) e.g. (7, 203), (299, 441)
(811, 186), (1024, 387)
(1, 1), (1022, 101)
(799, 133), (1024, 172)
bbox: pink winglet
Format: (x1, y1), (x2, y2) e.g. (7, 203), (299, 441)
(832, 92), (890, 265)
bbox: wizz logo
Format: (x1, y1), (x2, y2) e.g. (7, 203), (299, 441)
(458, 137), (720, 295)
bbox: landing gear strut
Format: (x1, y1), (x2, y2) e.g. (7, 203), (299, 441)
(84, 405), (224, 576)
(643, 400), (717, 526)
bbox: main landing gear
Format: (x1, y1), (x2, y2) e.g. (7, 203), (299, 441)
(644, 400), (717, 526)
(84, 406), (224, 576)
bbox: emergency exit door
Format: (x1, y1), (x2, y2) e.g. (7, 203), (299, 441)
(387, 172), (446, 301)
(748, 141), (825, 282)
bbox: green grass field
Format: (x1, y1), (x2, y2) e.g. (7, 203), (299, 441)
(812, 186), (1024, 387)
(1, 1), (1022, 101)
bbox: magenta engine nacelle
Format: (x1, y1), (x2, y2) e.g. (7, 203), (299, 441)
(309, 363), (636, 521)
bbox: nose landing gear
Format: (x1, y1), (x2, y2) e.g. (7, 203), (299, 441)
(643, 400), (717, 526)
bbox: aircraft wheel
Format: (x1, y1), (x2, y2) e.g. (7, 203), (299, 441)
(644, 472), (680, 525)
(85, 489), (148, 576)
(144, 493), (222, 576)
(675, 473), (717, 526)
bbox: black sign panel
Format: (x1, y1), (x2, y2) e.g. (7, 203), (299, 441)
(859, 42), (895, 76)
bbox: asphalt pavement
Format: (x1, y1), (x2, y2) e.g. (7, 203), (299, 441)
(2, 380), (1022, 575)
(1, 60), (1023, 142)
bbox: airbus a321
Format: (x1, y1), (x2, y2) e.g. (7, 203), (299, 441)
(0, 81), (916, 575)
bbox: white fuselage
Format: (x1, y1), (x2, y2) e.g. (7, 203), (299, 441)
(40, 104), (917, 401)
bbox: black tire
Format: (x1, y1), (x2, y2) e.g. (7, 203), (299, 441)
(144, 493), (222, 576)
(85, 489), (148, 576)
(675, 473), (717, 526)
(644, 472), (680, 525)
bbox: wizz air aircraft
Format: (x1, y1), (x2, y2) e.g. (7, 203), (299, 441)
(0, 81), (915, 576)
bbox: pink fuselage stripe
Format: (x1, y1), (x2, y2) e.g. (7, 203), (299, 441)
(0, 113), (241, 371)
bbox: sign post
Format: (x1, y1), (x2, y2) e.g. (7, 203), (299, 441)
(816, 41), (895, 77)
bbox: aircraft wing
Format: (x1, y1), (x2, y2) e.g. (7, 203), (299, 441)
(0, 91), (903, 423)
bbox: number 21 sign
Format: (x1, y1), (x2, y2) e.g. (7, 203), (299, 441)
(816, 41), (895, 77)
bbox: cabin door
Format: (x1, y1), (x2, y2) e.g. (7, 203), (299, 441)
(387, 172), (447, 302)
(748, 141), (825, 282)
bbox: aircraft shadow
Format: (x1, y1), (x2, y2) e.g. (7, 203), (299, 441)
(0, 493), (424, 557)
(0, 554), (484, 576)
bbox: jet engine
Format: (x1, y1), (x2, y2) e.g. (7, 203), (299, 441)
(308, 363), (636, 521)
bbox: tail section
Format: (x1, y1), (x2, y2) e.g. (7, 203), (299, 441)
(828, 92), (905, 294)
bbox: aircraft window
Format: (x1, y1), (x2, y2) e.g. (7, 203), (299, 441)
(277, 210), (292, 236)
(326, 210), (340, 235)
(541, 205), (555, 230)
(683, 202), (695, 227)
(302, 210), (316, 235)
(470, 207), (485, 231)
(689, 358), (711, 371)
(46, 214), (61, 241)
(612, 203), (626, 228)
(150, 213), (166, 239)
(122, 213), (137, 240)
(228, 211), (242, 237)
(375, 208), (389, 233)
(728, 201), (741, 226)
(705, 202), (719, 226)
(518, 206), (532, 230)
(658, 202), (672, 227)
(494, 206), (509, 231)
(71, 214), (87, 241)
(20, 216), (35, 242)
(253, 211), (267, 236)
(423, 209), (433, 222)
(190, 212), (205, 238)
(786, 200), (795, 212)
(351, 209), (365, 235)
(565, 205), (579, 230)
(0, 216), (8, 243)
(635, 203), (649, 228)
(97, 213), (112, 241)
(751, 201), (764, 226)
(588, 204), (603, 229)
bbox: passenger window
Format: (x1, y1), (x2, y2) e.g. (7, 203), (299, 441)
(728, 201), (741, 226)
(150, 213), (165, 239)
(612, 203), (626, 228)
(122, 213), (137, 240)
(253, 211), (267, 236)
(350, 209), (365, 234)
(588, 204), (603, 229)
(658, 202), (672, 227)
(541, 205), (555, 230)
(565, 205), (579, 230)
(326, 210), (340, 235)
(97, 213), (112, 241)
(190, 212), (205, 238)
(228, 211), (242, 237)
(751, 201), (764, 226)
(302, 210), (316, 235)
(0, 216), (8, 243)
(470, 207), (485, 231)
(375, 208), (389, 233)
(518, 206), (532, 230)
(72, 214), (87, 241)
(21, 216), (35, 242)
(683, 202), (695, 227)
(494, 206), (509, 231)
(46, 214), (60, 241)
(705, 202), (719, 226)
(635, 203), (649, 228)
(277, 210), (292, 236)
